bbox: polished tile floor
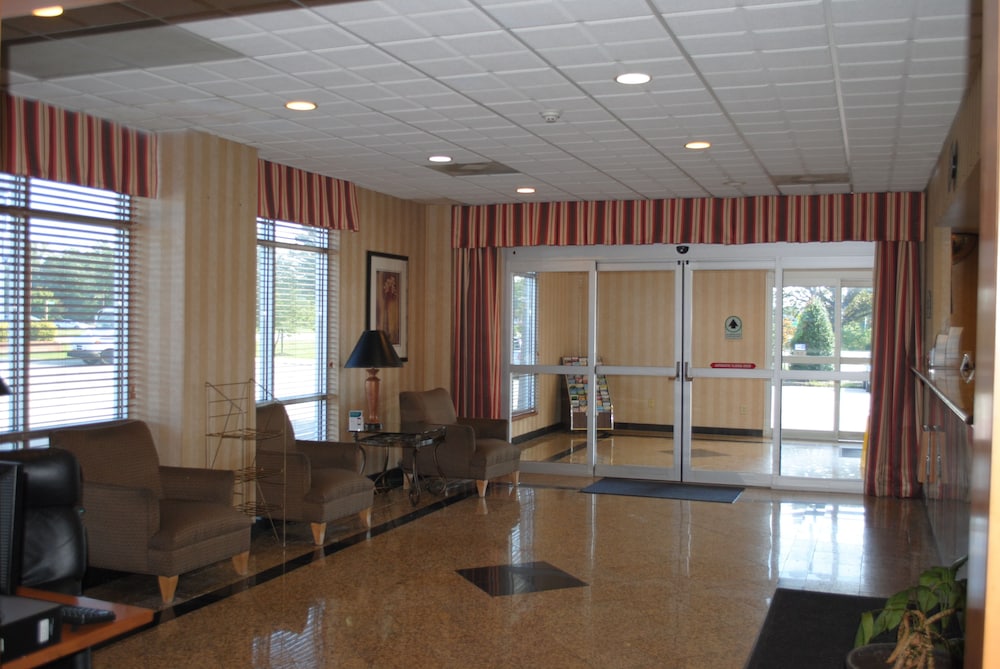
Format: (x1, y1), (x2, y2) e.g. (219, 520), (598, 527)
(520, 430), (864, 479)
(85, 471), (940, 669)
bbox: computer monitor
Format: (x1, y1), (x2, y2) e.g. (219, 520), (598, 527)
(0, 461), (25, 596)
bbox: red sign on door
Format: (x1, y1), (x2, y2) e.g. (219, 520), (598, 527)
(710, 362), (756, 369)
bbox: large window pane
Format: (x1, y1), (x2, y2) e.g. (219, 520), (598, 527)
(256, 219), (335, 439)
(779, 270), (870, 480)
(511, 272), (537, 414)
(0, 175), (132, 443)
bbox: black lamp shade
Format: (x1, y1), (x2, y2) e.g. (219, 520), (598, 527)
(345, 330), (403, 369)
(0, 377), (9, 396)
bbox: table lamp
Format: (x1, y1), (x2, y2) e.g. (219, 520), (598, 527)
(345, 330), (402, 431)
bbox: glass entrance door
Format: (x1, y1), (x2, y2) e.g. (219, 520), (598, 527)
(777, 271), (872, 481)
(683, 264), (776, 486)
(593, 264), (680, 480)
(508, 243), (873, 490)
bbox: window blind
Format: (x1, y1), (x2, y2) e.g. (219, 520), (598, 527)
(0, 174), (132, 442)
(256, 219), (337, 440)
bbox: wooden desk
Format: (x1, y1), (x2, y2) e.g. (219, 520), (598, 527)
(6, 588), (154, 669)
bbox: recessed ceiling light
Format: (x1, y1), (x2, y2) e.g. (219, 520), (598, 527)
(285, 100), (317, 111)
(32, 6), (64, 17)
(685, 140), (712, 150)
(516, 187), (536, 194)
(616, 72), (651, 85)
(428, 155), (453, 163)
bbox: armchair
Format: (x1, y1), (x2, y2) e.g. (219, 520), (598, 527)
(399, 387), (520, 497)
(255, 402), (374, 546)
(50, 420), (252, 603)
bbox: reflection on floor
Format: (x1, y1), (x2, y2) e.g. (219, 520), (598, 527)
(88, 473), (937, 668)
(518, 430), (863, 479)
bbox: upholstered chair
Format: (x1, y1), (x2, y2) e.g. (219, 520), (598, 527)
(2, 447), (90, 668)
(51, 420), (252, 603)
(255, 402), (374, 545)
(399, 387), (520, 497)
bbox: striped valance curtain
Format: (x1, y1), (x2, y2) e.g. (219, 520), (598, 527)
(452, 192), (924, 247)
(257, 160), (359, 231)
(1, 93), (157, 198)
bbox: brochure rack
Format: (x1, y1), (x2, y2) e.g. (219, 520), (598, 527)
(562, 356), (614, 431)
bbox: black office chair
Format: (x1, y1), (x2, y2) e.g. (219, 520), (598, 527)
(3, 447), (89, 668)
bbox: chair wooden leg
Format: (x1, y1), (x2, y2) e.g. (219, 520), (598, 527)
(311, 522), (327, 545)
(476, 479), (488, 497)
(232, 550), (250, 575)
(359, 506), (372, 528)
(158, 575), (179, 603)
(510, 471), (520, 487)
(402, 472), (412, 489)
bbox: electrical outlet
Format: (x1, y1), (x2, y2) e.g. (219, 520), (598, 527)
(647, 399), (654, 408)
(740, 405), (748, 415)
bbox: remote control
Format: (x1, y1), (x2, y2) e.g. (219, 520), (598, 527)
(60, 605), (117, 626)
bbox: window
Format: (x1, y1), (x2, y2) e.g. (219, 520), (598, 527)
(0, 174), (132, 445)
(256, 219), (337, 439)
(511, 272), (537, 415)
(781, 270), (872, 441)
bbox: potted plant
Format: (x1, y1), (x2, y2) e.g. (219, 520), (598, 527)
(848, 556), (967, 669)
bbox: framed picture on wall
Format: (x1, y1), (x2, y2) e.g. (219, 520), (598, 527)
(366, 251), (408, 361)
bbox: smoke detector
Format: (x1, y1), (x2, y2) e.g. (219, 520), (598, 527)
(540, 109), (562, 123)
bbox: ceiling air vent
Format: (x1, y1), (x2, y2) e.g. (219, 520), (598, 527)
(428, 161), (518, 177)
(772, 173), (850, 186)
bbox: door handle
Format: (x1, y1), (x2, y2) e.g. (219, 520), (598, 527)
(684, 361), (694, 382)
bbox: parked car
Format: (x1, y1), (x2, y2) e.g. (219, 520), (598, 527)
(65, 309), (117, 365)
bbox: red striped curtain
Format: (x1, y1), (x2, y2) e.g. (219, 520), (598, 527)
(452, 247), (501, 418)
(866, 241), (924, 497)
(453, 193), (924, 247)
(257, 160), (359, 231)
(1, 93), (157, 198)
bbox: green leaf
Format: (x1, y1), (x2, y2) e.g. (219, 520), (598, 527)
(856, 611), (874, 647)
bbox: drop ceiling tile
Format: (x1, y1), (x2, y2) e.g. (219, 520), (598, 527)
(408, 7), (507, 36)
(238, 7), (325, 31)
(834, 20), (915, 45)
(376, 38), (456, 63)
(680, 32), (757, 55)
(752, 26), (829, 51)
(663, 7), (746, 36)
(583, 16), (672, 43)
(836, 42), (912, 64)
(338, 14), (432, 42)
(915, 14), (973, 39)
(198, 58), (283, 79)
(513, 23), (599, 51)
(743, 1), (827, 30)
(473, 0), (576, 29)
